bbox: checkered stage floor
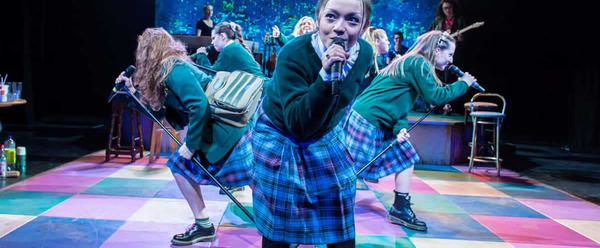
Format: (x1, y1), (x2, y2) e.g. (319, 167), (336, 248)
(1, 151), (599, 247)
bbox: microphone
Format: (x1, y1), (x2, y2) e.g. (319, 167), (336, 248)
(114, 65), (136, 92)
(108, 65), (136, 103)
(446, 65), (486, 92)
(330, 37), (346, 95)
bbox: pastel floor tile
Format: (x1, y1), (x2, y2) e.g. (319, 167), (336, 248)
(129, 198), (227, 224)
(404, 212), (502, 242)
(446, 195), (545, 218)
(153, 180), (184, 199)
(374, 191), (466, 215)
(42, 195), (150, 220)
(0, 190), (73, 215)
(555, 219), (600, 244)
(82, 178), (171, 198)
(453, 166), (539, 184)
(101, 221), (210, 248)
(211, 226), (261, 248)
(410, 237), (513, 248)
(355, 190), (407, 237)
(107, 165), (174, 181)
(489, 183), (577, 200)
(424, 180), (509, 198)
(8, 174), (104, 194)
(415, 170), (481, 182)
(0, 216), (123, 248)
(512, 243), (599, 248)
(366, 176), (438, 195)
(48, 161), (123, 178)
(518, 199), (600, 221)
(473, 215), (599, 247)
(416, 164), (461, 173)
(356, 235), (415, 248)
(0, 214), (36, 238)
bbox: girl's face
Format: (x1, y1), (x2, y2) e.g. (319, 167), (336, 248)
(299, 19), (315, 34)
(434, 42), (455, 70)
(204, 6), (213, 18)
(211, 32), (228, 52)
(318, 0), (366, 50)
(376, 36), (390, 54)
(442, 2), (454, 18)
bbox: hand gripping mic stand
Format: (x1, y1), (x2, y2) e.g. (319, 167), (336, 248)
(354, 105), (440, 178)
(113, 65), (254, 223)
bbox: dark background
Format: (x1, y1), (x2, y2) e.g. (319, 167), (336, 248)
(0, 0), (598, 152)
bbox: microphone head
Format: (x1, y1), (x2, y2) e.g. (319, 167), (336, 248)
(332, 37), (347, 50)
(123, 65), (136, 77)
(446, 64), (464, 77)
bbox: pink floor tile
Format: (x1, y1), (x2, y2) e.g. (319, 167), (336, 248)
(354, 190), (407, 237)
(50, 162), (124, 178)
(365, 176), (438, 194)
(518, 199), (600, 221)
(473, 215), (600, 247)
(211, 226), (261, 248)
(43, 194), (150, 220)
(452, 166), (540, 184)
(9, 174), (104, 193)
(101, 221), (210, 248)
(512, 244), (599, 248)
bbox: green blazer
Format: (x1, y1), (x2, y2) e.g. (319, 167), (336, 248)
(161, 60), (247, 163)
(191, 42), (262, 76)
(262, 34), (374, 140)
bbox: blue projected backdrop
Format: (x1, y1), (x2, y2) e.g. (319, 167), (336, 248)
(156, 0), (438, 48)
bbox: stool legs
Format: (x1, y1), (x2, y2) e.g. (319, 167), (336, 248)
(149, 123), (163, 163)
(468, 116), (478, 173)
(495, 119), (501, 176)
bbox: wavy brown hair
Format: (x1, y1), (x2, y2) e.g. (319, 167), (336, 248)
(133, 28), (191, 111)
(380, 30), (454, 85)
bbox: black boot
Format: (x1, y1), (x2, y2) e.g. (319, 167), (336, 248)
(387, 192), (427, 231)
(171, 223), (216, 245)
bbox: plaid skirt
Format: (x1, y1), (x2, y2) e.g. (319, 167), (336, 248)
(166, 128), (253, 187)
(251, 107), (357, 245)
(341, 109), (420, 180)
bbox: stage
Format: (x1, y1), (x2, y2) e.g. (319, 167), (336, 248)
(1, 151), (599, 247)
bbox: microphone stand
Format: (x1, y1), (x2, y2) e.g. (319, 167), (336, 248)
(114, 84), (255, 223)
(354, 105), (441, 178)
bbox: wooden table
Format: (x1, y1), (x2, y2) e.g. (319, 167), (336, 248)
(0, 99), (27, 108)
(0, 99), (27, 133)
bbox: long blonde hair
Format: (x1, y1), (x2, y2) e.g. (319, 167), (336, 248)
(133, 28), (191, 111)
(364, 27), (389, 72)
(292, 16), (316, 37)
(380, 30), (454, 85)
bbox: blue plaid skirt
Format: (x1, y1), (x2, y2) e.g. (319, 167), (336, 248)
(342, 109), (420, 180)
(251, 107), (357, 245)
(166, 128), (253, 187)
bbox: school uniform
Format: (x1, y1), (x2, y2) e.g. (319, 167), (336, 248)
(251, 32), (373, 245)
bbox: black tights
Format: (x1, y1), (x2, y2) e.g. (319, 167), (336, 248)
(262, 236), (355, 248)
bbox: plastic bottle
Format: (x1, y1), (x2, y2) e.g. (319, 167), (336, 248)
(16, 146), (26, 176)
(3, 135), (16, 170)
(1, 145), (7, 177)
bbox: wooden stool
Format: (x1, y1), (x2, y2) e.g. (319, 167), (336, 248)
(105, 93), (144, 163)
(467, 93), (506, 176)
(463, 102), (498, 123)
(149, 121), (181, 163)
